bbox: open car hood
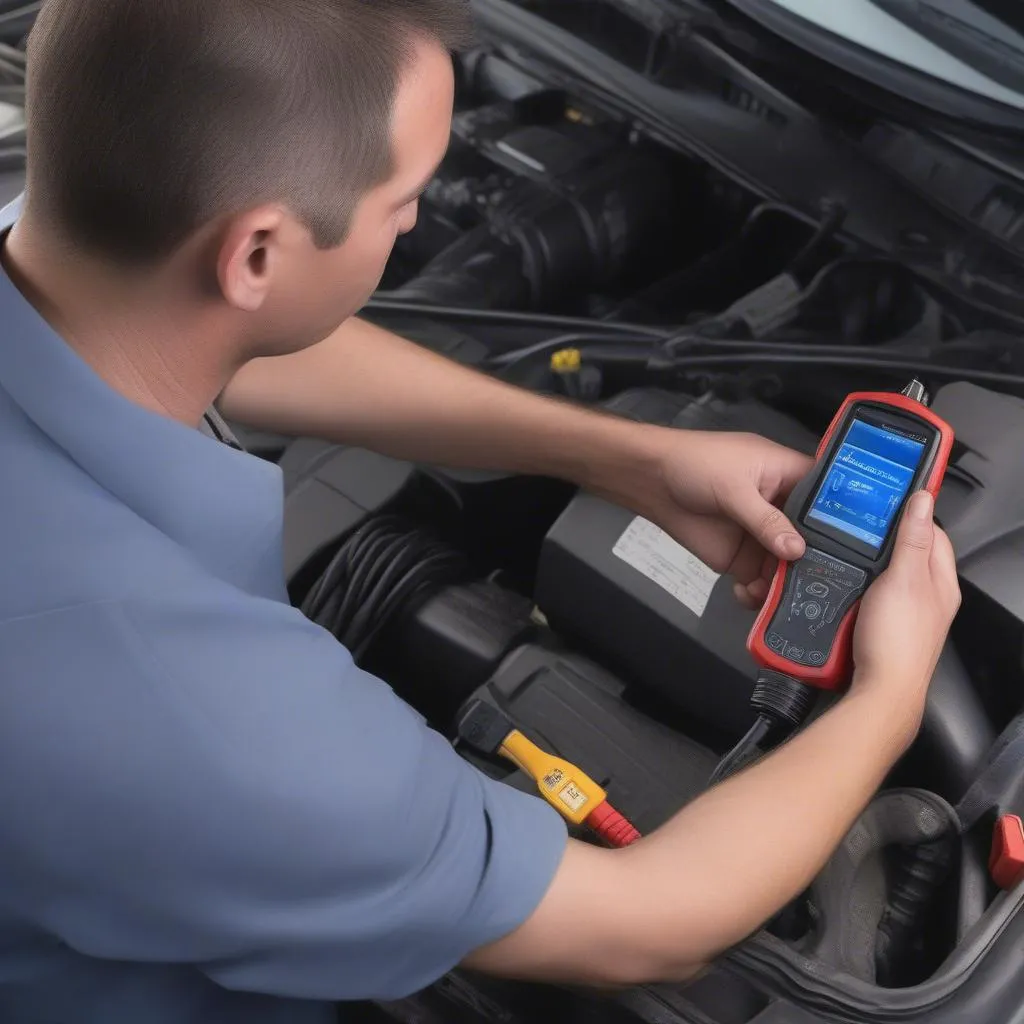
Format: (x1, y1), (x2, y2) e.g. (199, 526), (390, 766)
(724, 0), (1024, 129)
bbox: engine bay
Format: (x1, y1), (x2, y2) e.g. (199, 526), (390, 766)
(272, 10), (1024, 1024)
(1, 0), (1024, 1021)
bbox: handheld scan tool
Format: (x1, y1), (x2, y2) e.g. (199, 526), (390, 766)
(712, 380), (955, 785)
(748, 380), (955, 692)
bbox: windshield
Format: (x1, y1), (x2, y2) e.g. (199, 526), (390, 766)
(752, 0), (1024, 111)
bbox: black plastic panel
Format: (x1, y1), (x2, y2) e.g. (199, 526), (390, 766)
(536, 391), (818, 739)
(463, 642), (717, 833)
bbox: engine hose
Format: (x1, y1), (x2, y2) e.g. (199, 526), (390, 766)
(917, 644), (995, 941)
(919, 644), (995, 804)
(808, 789), (959, 985)
(365, 297), (669, 338)
(875, 836), (957, 987)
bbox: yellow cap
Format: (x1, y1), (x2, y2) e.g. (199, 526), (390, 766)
(550, 348), (582, 373)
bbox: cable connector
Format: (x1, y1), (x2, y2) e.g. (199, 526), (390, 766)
(456, 700), (641, 846)
(709, 671), (817, 786)
(901, 378), (930, 407)
(587, 800), (641, 848)
(750, 670), (817, 729)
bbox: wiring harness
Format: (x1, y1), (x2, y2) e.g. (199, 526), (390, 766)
(300, 515), (469, 662)
(367, 256), (1024, 396)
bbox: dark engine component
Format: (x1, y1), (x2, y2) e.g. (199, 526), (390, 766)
(390, 93), (682, 310)
(536, 389), (819, 739)
(375, 579), (537, 727)
(299, 516), (470, 662)
(458, 643), (716, 835)
(807, 789), (960, 986)
(281, 440), (571, 596)
(934, 383), (1024, 726)
(277, 378), (1024, 1000)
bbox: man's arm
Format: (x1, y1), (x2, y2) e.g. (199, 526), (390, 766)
(465, 685), (911, 986)
(219, 315), (655, 495)
(10, 576), (569, 1003)
(465, 493), (961, 987)
(219, 315), (814, 606)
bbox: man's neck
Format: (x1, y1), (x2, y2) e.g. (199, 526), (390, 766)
(1, 219), (241, 427)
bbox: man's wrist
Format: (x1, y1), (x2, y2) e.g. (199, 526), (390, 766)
(843, 678), (926, 760)
(560, 413), (678, 506)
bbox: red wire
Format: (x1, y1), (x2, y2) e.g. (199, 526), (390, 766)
(587, 800), (641, 848)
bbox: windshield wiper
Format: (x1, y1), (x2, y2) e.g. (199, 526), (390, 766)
(872, 0), (1024, 93)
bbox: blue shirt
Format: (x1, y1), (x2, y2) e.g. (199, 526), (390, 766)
(0, 197), (567, 1024)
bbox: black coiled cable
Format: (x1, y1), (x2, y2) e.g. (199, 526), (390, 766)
(300, 515), (470, 661)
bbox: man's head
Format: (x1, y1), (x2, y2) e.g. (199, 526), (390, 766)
(21, 0), (471, 356)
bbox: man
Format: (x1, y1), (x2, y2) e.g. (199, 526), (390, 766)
(0, 2), (959, 1023)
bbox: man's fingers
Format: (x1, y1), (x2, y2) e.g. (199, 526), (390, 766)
(733, 579), (768, 610)
(771, 446), (816, 498)
(891, 491), (935, 567)
(930, 524), (955, 572)
(730, 534), (766, 588)
(730, 490), (804, 561)
(929, 525), (959, 611)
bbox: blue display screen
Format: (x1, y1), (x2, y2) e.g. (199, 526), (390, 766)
(806, 419), (926, 550)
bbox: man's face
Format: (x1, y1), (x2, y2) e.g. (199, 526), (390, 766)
(256, 37), (455, 353)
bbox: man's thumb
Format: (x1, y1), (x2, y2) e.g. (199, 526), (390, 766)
(893, 491), (935, 563)
(734, 491), (805, 560)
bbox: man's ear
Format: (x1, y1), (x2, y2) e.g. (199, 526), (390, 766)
(215, 206), (287, 312)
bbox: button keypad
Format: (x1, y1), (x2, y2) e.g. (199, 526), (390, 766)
(766, 549), (867, 667)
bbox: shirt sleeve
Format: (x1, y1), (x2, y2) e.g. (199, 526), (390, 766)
(0, 586), (568, 1001)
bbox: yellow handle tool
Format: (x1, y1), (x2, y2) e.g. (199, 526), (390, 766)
(499, 729), (606, 826)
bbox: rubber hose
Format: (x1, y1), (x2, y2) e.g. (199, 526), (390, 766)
(918, 643), (996, 941)
(919, 643), (995, 804)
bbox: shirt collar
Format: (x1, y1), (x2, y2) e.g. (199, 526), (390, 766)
(0, 196), (286, 594)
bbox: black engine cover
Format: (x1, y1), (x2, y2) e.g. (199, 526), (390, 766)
(536, 389), (818, 740)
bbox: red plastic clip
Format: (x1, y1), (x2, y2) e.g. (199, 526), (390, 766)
(586, 799), (641, 848)
(990, 815), (1024, 891)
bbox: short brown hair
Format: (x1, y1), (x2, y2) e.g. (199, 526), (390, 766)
(24, 0), (473, 264)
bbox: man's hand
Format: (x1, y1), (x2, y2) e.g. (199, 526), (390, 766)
(601, 430), (813, 610)
(851, 490), (960, 738)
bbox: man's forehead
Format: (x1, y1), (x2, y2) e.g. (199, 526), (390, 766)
(390, 36), (454, 175)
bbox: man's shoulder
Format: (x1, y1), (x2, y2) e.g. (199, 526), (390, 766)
(0, 395), (207, 622)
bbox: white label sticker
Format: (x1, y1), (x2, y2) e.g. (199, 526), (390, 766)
(612, 517), (721, 618)
(558, 783), (588, 813)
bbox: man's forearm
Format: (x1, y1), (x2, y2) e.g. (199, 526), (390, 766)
(466, 683), (919, 987)
(219, 316), (669, 493)
(616, 683), (917, 978)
